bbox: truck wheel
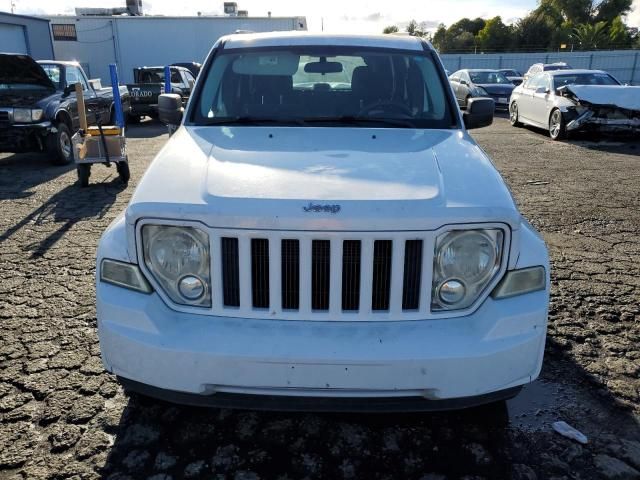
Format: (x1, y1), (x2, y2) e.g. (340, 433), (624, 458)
(48, 123), (74, 165)
(116, 161), (130, 184)
(549, 109), (567, 140)
(77, 163), (90, 187)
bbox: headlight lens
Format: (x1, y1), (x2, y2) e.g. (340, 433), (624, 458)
(432, 229), (504, 311)
(474, 86), (489, 97)
(13, 108), (32, 123)
(142, 225), (211, 307)
(13, 108), (44, 123)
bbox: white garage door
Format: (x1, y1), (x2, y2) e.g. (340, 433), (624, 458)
(0, 23), (28, 54)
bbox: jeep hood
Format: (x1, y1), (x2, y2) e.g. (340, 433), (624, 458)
(0, 54), (55, 90)
(128, 126), (520, 231)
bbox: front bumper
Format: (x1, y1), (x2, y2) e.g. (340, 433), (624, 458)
(130, 103), (158, 117)
(98, 282), (548, 410)
(0, 122), (53, 153)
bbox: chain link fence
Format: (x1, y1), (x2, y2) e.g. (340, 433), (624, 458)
(440, 50), (640, 85)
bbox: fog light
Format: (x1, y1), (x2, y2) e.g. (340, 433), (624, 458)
(178, 275), (205, 300)
(438, 279), (466, 305)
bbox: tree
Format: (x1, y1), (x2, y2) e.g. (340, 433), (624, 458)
(513, 14), (556, 50)
(573, 21), (609, 49)
(406, 19), (426, 37)
(382, 25), (399, 34)
(476, 16), (512, 51)
(608, 16), (632, 47)
(593, 0), (633, 23)
(432, 24), (449, 51)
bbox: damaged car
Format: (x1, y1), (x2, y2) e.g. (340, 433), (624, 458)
(509, 69), (639, 140)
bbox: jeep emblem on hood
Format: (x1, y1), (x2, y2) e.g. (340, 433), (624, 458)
(303, 202), (341, 214)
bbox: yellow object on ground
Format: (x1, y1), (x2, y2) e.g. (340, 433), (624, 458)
(87, 126), (122, 136)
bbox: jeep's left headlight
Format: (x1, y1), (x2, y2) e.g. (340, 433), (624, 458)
(432, 229), (504, 311)
(142, 225), (211, 307)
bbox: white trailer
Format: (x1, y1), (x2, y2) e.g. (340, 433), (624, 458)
(45, 15), (307, 84)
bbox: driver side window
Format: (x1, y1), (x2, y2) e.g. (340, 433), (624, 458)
(66, 66), (88, 91)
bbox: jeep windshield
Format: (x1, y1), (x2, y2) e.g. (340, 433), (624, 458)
(192, 46), (455, 129)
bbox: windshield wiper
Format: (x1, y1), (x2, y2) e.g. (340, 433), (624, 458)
(301, 116), (416, 128)
(201, 116), (307, 126)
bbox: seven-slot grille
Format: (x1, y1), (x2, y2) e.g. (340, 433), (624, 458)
(210, 232), (433, 320)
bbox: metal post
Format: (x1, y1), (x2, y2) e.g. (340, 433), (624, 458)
(588, 53), (593, 69)
(164, 66), (171, 95)
(498, 55), (503, 69)
(630, 51), (639, 85)
(109, 64), (124, 128)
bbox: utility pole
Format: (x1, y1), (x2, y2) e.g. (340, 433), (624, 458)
(11, 0), (17, 13)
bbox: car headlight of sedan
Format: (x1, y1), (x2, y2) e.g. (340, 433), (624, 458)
(472, 86), (489, 97)
(142, 225), (211, 307)
(13, 108), (44, 123)
(431, 229), (504, 311)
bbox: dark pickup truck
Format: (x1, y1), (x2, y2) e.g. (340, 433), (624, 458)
(0, 54), (130, 164)
(126, 66), (195, 122)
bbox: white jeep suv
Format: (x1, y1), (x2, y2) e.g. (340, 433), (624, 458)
(96, 32), (550, 411)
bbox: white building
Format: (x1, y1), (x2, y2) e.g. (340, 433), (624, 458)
(45, 15), (307, 84)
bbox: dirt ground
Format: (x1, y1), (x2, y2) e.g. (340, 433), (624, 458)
(1, 116), (639, 480)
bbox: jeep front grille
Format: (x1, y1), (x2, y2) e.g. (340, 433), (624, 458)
(205, 231), (435, 320)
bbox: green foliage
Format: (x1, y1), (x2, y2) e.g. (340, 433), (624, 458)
(382, 25), (399, 34)
(430, 1), (632, 53)
(608, 16), (632, 46)
(476, 16), (512, 51)
(573, 21), (609, 49)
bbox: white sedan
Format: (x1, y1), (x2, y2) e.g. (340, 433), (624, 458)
(509, 69), (640, 140)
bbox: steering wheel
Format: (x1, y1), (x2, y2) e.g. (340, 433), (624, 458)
(358, 100), (413, 117)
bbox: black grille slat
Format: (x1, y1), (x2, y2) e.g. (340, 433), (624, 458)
(372, 240), (392, 311)
(221, 237), (240, 307)
(312, 240), (330, 310)
(402, 240), (423, 310)
(281, 239), (299, 310)
(342, 240), (361, 311)
(251, 239), (270, 308)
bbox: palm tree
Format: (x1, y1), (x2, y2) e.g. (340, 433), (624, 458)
(573, 21), (609, 49)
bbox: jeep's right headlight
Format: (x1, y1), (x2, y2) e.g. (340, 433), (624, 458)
(142, 225), (211, 307)
(431, 229), (504, 311)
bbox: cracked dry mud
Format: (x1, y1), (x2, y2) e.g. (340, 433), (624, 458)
(1, 117), (639, 480)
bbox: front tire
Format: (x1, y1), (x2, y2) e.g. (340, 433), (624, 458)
(509, 102), (522, 127)
(116, 161), (130, 184)
(549, 109), (567, 140)
(48, 123), (74, 165)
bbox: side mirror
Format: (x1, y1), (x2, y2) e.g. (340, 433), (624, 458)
(158, 94), (183, 126)
(460, 80), (468, 86)
(535, 86), (550, 94)
(62, 84), (74, 97)
(463, 97), (494, 130)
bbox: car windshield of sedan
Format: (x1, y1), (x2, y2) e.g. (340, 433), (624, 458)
(553, 73), (620, 89)
(192, 46), (455, 128)
(469, 71), (511, 85)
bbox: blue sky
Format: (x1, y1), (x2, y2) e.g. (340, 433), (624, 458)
(4, 0), (640, 30)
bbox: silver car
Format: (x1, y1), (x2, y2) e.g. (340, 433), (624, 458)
(508, 69), (624, 140)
